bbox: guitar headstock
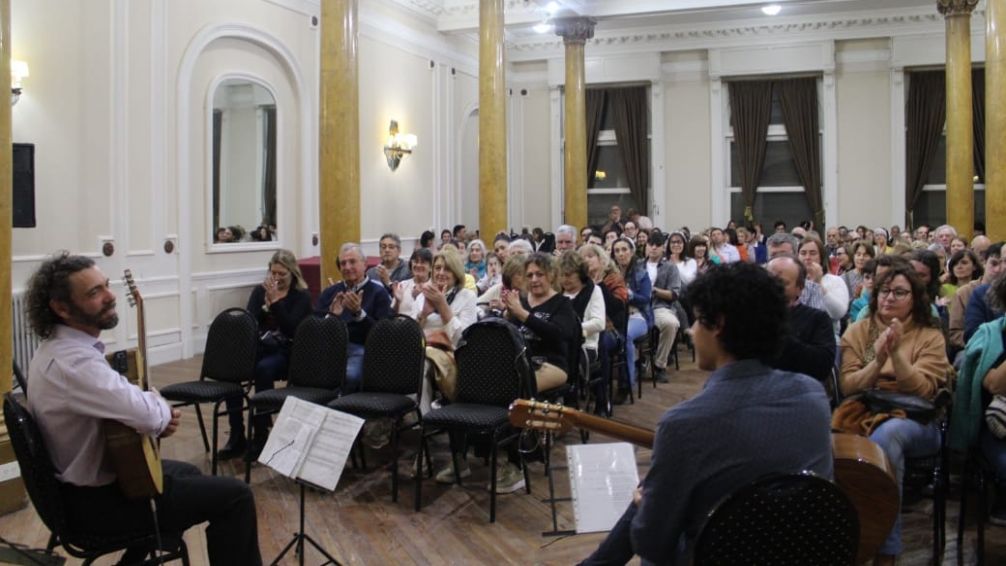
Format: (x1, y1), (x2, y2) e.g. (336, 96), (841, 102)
(508, 399), (574, 435)
(123, 269), (142, 309)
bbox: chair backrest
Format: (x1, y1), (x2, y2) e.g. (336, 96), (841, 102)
(287, 316), (348, 389)
(454, 318), (533, 405)
(200, 308), (258, 384)
(693, 472), (859, 566)
(3, 393), (68, 537)
(361, 315), (425, 395)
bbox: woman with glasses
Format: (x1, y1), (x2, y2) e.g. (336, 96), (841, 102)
(666, 231), (697, 287)
(837, 263), (948, 565)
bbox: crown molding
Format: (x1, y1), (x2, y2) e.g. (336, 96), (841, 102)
(507, 6), (982, 61)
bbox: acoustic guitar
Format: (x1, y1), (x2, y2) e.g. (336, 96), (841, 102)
(508, 398), (899, 563)
(102, 269), (164, 499)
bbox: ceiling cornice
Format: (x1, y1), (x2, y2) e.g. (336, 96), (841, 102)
(507, 6), (982, 60)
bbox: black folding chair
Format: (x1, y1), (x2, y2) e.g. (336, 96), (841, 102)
(244, 316), (347, 482)
(328, 316), (426, 502)
(694, 471), (859, 566)
(414, 318), (534, 522)
(3, 393), (189, 565)
(159, 308), (257, 475)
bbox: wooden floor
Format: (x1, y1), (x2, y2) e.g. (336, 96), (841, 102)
(2, 349), (1004, 565)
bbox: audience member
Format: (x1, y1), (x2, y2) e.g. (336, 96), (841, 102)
(766, 255), (836, 382)
(367, 233), (412, 290)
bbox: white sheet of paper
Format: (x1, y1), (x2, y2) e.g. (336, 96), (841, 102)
(257, 397), (325, 478)
(567, 442), (640, 534)
(296, 408), (365, 491)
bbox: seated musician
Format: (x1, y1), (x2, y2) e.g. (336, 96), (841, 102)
(835, 262), (948, 565)
(24, 252), (261, 565)
(581, 262), (833, 565)
(316, 242), (393, 393)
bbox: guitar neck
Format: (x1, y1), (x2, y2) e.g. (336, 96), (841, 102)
(568, 410), (655, 448)
(136, 307), (149, 390)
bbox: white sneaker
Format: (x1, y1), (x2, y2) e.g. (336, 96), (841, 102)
(493, 462), (526, 494)
(435, 454), (471, 484)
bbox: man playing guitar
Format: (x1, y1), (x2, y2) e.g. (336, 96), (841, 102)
(24, 252), (262, 565)
(580, 262), (834, 565)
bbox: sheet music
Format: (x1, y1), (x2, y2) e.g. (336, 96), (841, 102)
(258, 397), (365, 492)
(258, 398), (324, 478)
(567, 442), (640, 534)
(297, 407), (365, 491)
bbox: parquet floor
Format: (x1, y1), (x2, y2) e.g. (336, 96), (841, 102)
(1, 349), (1004, 565)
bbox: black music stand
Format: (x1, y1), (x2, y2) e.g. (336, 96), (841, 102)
(270, 479), (341, 566)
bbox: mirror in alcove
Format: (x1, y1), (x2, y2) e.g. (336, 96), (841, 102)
(211, 78), (278, 246)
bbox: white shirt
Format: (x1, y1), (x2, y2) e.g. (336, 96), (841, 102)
(646, 261), (659, 285)
(715, 243), (741, 264)
(410, 287), (478, 348)
(673, 258), (698, 287)
(395, 278), (425, 319)
(565, 285), (606, 351)
(27, 325), (171, 486)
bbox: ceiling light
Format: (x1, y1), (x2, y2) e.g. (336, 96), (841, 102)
(545, 2), (560, 16)
(533, 22), (553, 34)
(761, 4), (781, 16)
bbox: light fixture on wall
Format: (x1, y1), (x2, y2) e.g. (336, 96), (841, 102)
(761, 4), (782, 16)
(383, 120), (417, 172)
(11, 59), (29, 106)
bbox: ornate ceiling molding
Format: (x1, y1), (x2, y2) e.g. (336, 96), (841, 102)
(937, 0), (979, 17)
(508, 7), (967, 54)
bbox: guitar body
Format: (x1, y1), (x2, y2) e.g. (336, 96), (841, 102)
(103, 272), (164, 499)
(509, 399), (899, 563)
(832, 433), (899, 563)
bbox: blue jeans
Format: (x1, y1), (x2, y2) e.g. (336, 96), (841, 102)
(869, 417), (941, 555)
(344, 342), (365, 393)
(624, 315), (648, 388)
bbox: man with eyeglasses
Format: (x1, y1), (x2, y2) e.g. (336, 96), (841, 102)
(318, 242), (392, 392)
(366, 233), (411, 289)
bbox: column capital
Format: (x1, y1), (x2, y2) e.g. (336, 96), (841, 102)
(554, 17), (597, 45)
(937, 0), (978, 17)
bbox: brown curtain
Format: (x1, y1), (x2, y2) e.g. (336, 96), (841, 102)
(609, 86), (650, 212)
(263, 106), (277, 226)
(776, 78), (823, 229)
(973, 68), (986, 182)
(212, 109), (222, 230)
(728, 81), (773, 222)
(905, 71), (946, 226)
(586, 89), (606, 189)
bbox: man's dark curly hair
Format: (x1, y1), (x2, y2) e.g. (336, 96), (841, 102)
(25, 251), (95, 339)
(688, 262), (788, 362)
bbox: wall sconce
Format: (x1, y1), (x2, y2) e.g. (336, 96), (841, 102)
(383, 119), (417, 171)
(11, 60), (29, 106)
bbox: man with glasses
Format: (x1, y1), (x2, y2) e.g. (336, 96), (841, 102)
(318, 242), (392, 392)
(366, 233), (411, 289)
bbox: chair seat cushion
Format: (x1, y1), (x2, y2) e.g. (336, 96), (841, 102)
(250, 387), (339, 409)
(328, 392), (415, 417)
(421, 403), (509, 430)
(160, 381), (244, 403)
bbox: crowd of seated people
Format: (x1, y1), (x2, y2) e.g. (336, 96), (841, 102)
(196, 211), (1006, 560)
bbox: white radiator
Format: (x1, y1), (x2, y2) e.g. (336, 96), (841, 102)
(12, 291), (41, 375)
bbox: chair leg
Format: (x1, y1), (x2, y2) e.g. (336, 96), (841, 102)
(414, 424), (425, 512)
(211, 400), (222, 476)
(390, 416), (401, 503)
(957, 459), (969, 566)
(489, 433), (498, 523)
(191, 403), (210, 453)
(244, 403), (254, 484)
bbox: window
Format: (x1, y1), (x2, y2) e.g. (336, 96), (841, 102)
(726, 86), (819, 229)
(584, 88), (650, 227)
(911, 130), (986, 229)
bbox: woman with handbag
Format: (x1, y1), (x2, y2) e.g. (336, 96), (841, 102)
(835, 262), (949, 565)
(219, 249), (312, 460)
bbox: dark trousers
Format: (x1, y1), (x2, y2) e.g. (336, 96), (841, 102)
(60, 460), (262, 566)
(226, 350), (289, 435)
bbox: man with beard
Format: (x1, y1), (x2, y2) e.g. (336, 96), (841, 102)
(24, 252), (261, 565)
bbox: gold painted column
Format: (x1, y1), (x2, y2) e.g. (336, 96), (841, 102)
(0, 0), (25, 517)
(555, 18), (596, 230)
(319, 0), (360, 283)
(939, 0), (978, 240)
(987, 0), (1006, 241)
(479, 0), (507, 239)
